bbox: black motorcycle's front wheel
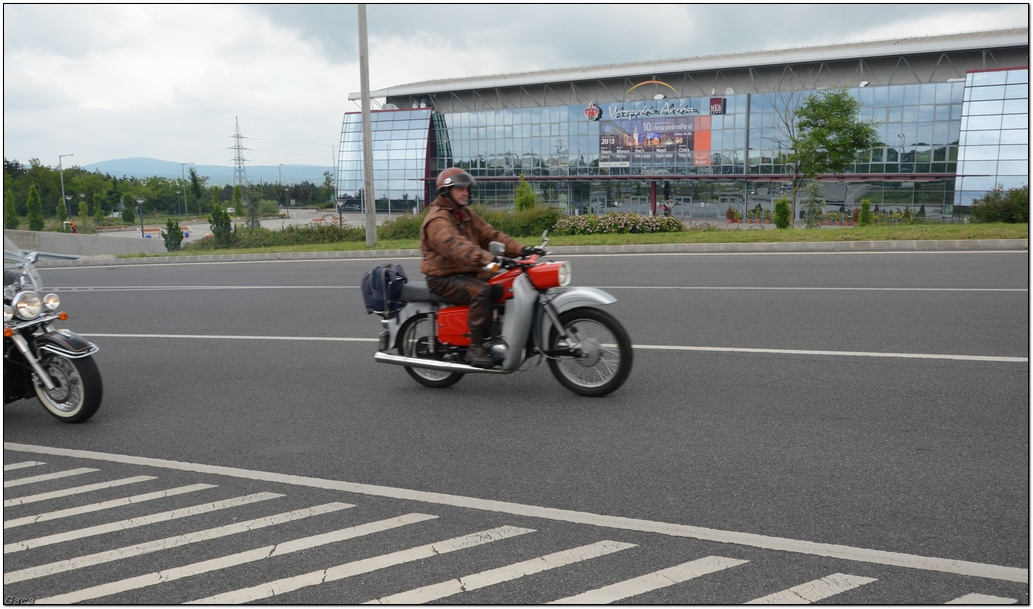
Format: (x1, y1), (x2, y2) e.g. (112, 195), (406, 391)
(547, 307), (633, 397)
(34, 354), (103, 423)
(398, 314), (464, 389)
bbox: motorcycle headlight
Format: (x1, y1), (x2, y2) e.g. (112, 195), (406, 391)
(557, 261), (571, 287)
(3, 304), (13, 323)
(43, 293), (61, 311)
(12, 291), (42, 320)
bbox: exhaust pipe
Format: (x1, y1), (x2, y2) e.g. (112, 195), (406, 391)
(374, 351), (506, 374)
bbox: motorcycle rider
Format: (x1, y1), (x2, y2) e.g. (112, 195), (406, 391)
(420, 167), (531, 367)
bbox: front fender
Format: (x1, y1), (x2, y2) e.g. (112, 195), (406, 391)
(534, 286), (617, 347)
(36, 329), (100, 359)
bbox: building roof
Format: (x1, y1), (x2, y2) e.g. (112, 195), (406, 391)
(348, 27), (1028, 101)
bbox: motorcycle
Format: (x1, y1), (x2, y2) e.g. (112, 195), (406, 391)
(4, 236), (102, 422)
(372, 233), (632, 397)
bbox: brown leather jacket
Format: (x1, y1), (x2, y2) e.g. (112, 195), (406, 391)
(419, 195), (524, 278)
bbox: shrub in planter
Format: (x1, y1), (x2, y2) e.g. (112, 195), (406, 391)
(858, 199), (874, 226)
(774, 197), (791, 229)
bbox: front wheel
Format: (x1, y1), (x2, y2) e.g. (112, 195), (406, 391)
(398, 314), (464, 389)
(34, 354), (103, 423)
(547, 307), (633, 397)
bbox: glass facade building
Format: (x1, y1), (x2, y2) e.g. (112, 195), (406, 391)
(954, 67), (1030, 206)
(338, 30), (1028, 220)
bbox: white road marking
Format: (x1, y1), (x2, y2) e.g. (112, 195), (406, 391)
(185, 525), (535, 604)
(366, 540), (636, 604)
(548, 556), (749, 604)
(4, 491), (282, 553)
(746, 572), (877, 603)
(946, 593), (1018, 604)
(3, 483), (217, 529)
(84, 332), (376, 343)
(3, 467), (98, 487)
(635, 344), (1028, 363)
(3, 475), (156, 506)
(2, 501), (352, 584)
(3, 461), (45, 471)
(34, 513), (438, 605)
(5, 443), (1026, 584)
(79, 333), (1026, 363)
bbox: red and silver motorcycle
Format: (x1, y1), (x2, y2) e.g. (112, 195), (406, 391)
(373, 234), (632, 397)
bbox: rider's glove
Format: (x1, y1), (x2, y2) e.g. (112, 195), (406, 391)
(522, 246), (546, 257)
(495, 256), (518, 270)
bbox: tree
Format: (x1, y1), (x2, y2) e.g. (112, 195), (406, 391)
(322, 170), (334, 205)
(858, 198), (874, 226)
(54, 195), (68, 227)
(4, 189), (19, 230)
(802, 182), (825, 228)
(514, 174), (538, 211)
(781, 88), (879, 225)
(75, 201), (90, 233)
(244, 184), (261, 229)
(122, 195), (136, 226)
(188, 167), (205, 215)
(209, 203), (233, 248)
(161, 217), (184, 252)
(773, 196), (791, 229)
(93, 192), (105, 224)
(26, 184), (44, 231)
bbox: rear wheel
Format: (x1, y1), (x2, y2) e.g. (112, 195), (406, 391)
(34, 354), (103, 423)
(547, 308), (632, 397)
(398, 314), (464, 388)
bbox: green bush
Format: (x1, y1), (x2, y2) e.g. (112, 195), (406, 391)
(208, 204), (234, 248)
(478, 205), (563, 238)
(258, 200), (281, 217)
(773, 197), (791, 229)
(971, 185), (1028, 223)
(514, 175), (538, 212)
(162, 218), (184, 252)
(377, 211), (425, 241)
(858, 198), (874, 226)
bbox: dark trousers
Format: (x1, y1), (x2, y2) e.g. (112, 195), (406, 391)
(426, 274), (493, 332)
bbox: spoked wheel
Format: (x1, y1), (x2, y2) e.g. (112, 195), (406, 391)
(34, 354), (103, 423)
(547, 307), (632, 397)
(398, 314), (464, 388)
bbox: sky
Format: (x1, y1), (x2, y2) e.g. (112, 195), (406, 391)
(3, 3), (1028, 171)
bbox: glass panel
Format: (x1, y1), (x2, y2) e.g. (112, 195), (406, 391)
(967, 100), (1005, 116)
(972, 71), (1008, 86)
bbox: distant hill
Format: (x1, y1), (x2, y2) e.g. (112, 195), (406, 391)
(82, 158), (332, 186)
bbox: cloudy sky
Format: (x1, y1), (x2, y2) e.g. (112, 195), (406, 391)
(3, 3), (1027, 170)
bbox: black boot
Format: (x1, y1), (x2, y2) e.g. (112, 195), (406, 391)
(466, 327), (495, 368)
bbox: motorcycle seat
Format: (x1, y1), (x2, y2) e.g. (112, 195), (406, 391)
(399, 281), (453, 304)
(400, 281), (505, 305)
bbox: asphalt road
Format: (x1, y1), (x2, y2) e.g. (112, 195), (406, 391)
(3, 249), (1028, 604)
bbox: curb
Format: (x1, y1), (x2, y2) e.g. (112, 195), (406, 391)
(33, 239), (1029, 268)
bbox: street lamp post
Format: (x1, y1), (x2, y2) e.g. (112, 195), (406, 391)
(134, 197), (145, 237)
(58, 154), (74, 219)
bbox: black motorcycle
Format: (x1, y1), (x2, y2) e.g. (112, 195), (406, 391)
(4, 237), (102, 422)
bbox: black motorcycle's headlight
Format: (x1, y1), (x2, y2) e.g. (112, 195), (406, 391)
(12, 291), (43, 320)
(44, 293), (61, 311)
(3, 304), (13, 323)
